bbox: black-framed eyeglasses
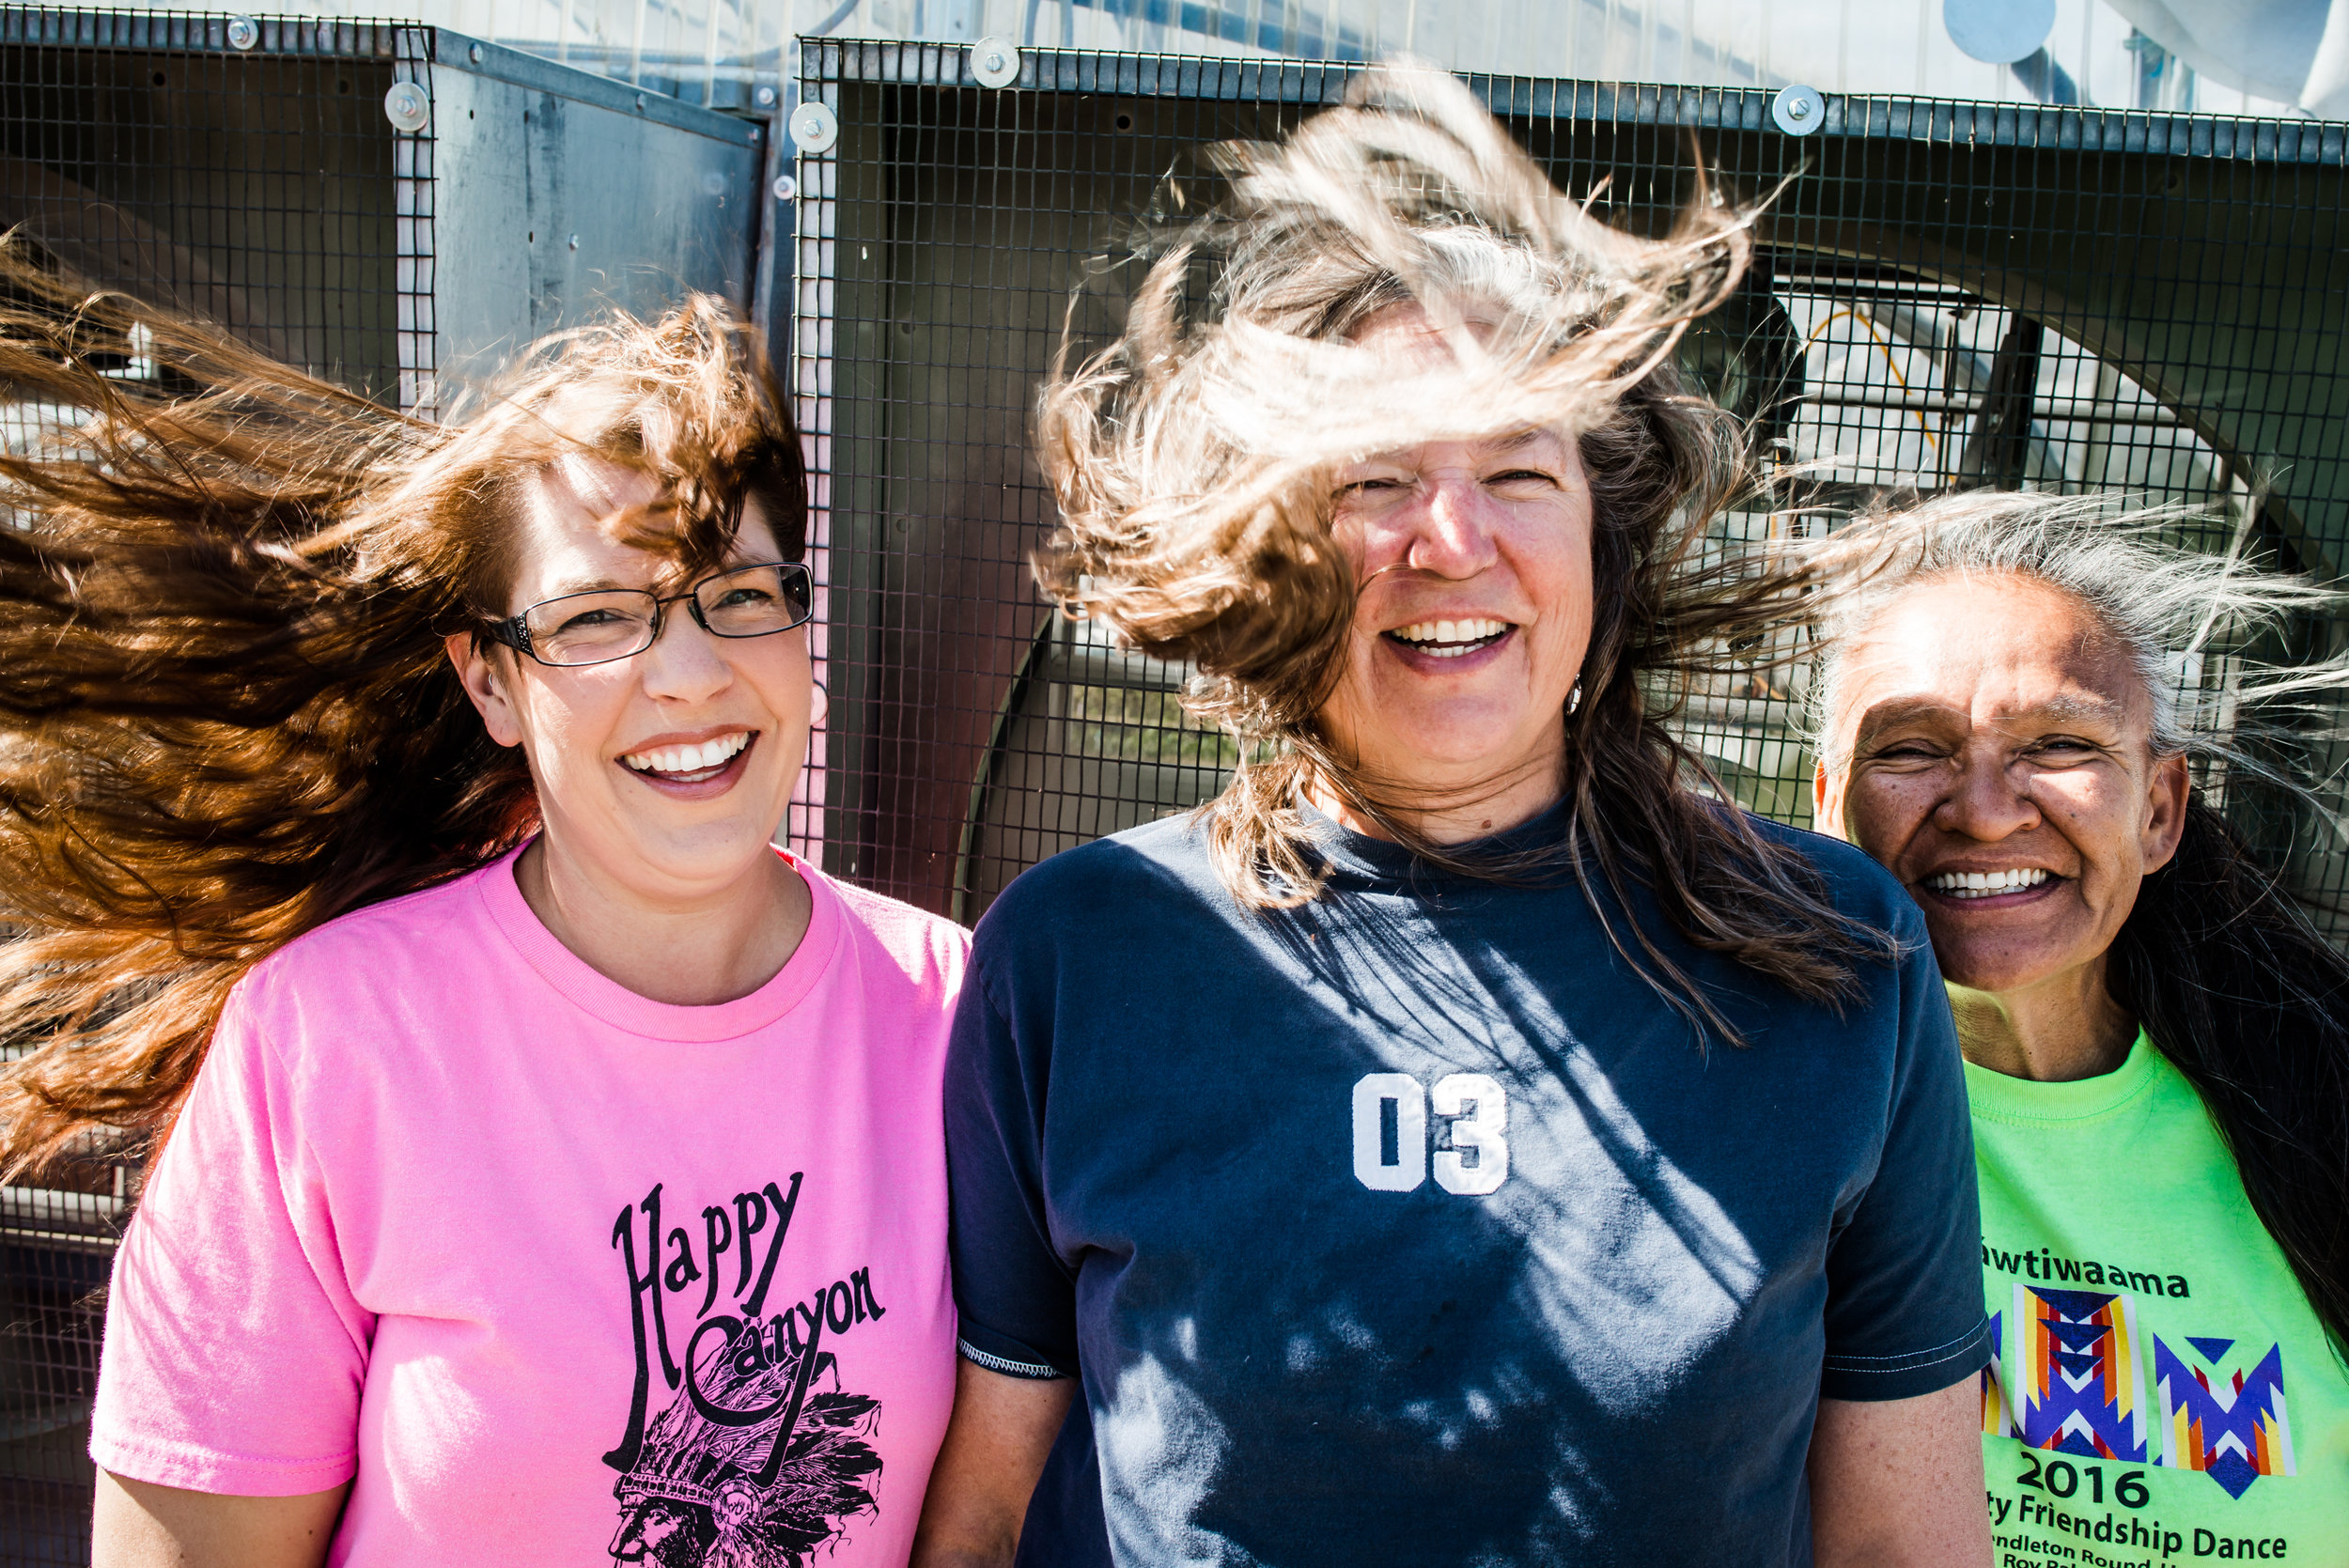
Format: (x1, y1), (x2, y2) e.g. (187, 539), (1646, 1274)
(484, 561), (815, 669)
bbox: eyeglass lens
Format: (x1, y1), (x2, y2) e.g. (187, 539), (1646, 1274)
(521, 564), (813, 666)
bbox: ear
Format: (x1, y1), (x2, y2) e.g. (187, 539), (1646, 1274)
(2140, 749), (2190, 874)
(810, 679), (830, 731)
(1812, 759), (1847, 841)
(445, 631), (526, 749)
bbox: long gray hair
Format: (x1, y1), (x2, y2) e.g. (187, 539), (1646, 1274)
(1805, 489), (2349, 1358)
(1034, 62), (1890, 1040)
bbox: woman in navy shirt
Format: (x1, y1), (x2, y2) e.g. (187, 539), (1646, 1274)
(914, 67), (1992, 1568)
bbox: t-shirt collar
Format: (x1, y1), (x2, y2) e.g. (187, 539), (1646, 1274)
(1299, 796), (1576, 887)
(1961, 1028), (2158, 1124)
(473, 837), (843, 1042)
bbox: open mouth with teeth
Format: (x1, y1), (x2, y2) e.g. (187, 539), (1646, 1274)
(620, 730), (754, 785)
(1383, 617), (1514, 660)
(1922, 867), (2054, 901)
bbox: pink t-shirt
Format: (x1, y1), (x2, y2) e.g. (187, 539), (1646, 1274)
(91, 844), (968, 1566)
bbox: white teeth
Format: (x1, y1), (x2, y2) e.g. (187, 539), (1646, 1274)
(1392, 617), (1510, 653)
(1925, 867), (2051, 899)
(623, 731), (751, 776)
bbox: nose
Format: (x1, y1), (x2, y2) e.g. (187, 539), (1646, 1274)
(1935, 746), (2042, 842)
(635, 601), (736, 705)
(1400, 471), (1501, 581)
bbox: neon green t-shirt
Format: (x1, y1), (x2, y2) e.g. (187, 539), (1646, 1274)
(1968, 1033), (2349, 1567)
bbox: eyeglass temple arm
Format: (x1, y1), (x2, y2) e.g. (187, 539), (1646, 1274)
(483, 615), (535, 656)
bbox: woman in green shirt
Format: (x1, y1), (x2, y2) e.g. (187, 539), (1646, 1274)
(1809, 492), (2349, 1565)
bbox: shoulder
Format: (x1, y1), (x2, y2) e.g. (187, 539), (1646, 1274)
(977, 814), (1218, 935)
(1744, 815), (1928, 943)
(203, 861), (507, 1086)
(811, 862), (972, 994)
(965, 814), (1226, 990)
(239, 861), (498, 1004)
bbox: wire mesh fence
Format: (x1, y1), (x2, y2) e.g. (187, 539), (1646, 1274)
(788, 43), (2349, 932)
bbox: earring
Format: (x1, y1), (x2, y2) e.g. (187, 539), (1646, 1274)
(1566, 679), (1583, 716)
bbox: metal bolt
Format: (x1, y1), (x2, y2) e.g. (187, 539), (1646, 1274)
(568, 234), (580, 251)
(382, 80), (430, 133)
(1770, 84), (1827, 137)
(970, 35), (1020, 88)
(634, 93), (646, 111)
(788, 101), (839, 153)
(773, 174), (798, 202)
(225, 15), (259, 50)
(468, 42), (484, 63)
(754, 85), (778, 108)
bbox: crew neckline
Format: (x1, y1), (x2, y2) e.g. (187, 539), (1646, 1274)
(474, 838), (842, 1042)
(1300, 798), (1576, 886)
(1962, 1029), (2159, 1125)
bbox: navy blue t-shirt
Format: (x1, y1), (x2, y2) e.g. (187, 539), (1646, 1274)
(947, 805), (1988, 1567)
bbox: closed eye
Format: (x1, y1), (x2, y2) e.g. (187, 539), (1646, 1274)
(1863, 738), (1947, 763)
(556, 606), (637, 632)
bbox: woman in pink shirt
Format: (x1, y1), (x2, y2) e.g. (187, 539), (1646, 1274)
(0, 274), (966, 1565)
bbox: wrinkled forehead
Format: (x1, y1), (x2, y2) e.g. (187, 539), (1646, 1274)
(1827, 570), (2154, 743)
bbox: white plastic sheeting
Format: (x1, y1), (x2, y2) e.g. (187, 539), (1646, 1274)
(77, 0), (2313, 115)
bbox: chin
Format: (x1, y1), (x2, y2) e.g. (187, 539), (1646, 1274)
(630, 814), (786, 881)
(1928, 942), (2084, 999)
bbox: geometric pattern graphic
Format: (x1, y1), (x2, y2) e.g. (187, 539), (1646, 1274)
(2154, 1334), (2296, 1500)
(2016, 1286), (2153, 1462)
(1983, 1310), (2012, 1437)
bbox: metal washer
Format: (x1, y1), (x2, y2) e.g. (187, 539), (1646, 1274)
(971, 36), (1021, 89)
(789, 101), (839, 154)
(1771, 84), (1826, 136)
(382, 81), (430, 134)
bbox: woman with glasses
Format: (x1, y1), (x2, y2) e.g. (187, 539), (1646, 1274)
(0, 275), (967, 1566)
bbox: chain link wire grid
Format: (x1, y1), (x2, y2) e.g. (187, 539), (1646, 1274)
(790, 42), (2349, 930)
(0, 12), (420, 1561)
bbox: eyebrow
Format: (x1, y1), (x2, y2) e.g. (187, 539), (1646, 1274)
(1854, 691), (2130, 737)
(540, 576), (640, 598)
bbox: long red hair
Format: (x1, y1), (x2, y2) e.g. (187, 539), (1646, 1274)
(0, 249), (805, 1178)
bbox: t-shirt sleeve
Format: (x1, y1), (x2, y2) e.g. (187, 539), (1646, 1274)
(1818, 924), (1992, 1402)
(944, 955), (1079, 1379)
(89, 981), (375, 1494)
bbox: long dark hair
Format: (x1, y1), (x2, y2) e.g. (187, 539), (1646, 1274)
(0, 251), (805, 1179)
(1035, 64), (1886, 1042)
(2109, 803), (2349, 1357)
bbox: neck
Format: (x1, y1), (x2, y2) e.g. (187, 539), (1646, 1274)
(515, 832), (811, 1006)
(1305, 755), (1564, 846)
(1949, 953), (2138, 1082)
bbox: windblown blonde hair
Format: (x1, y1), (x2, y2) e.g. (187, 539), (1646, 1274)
(1035, 64), (1886, 1037)
(0, 248), (803, 1178)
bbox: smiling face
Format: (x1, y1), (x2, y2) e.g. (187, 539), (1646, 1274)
(448, 461), (813, 907)
(1814, 572), (2188, 1000)
(1313, 311), (1596, 823)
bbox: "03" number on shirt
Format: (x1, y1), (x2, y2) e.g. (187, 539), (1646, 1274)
(1350, 1072), (1510, 1195)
